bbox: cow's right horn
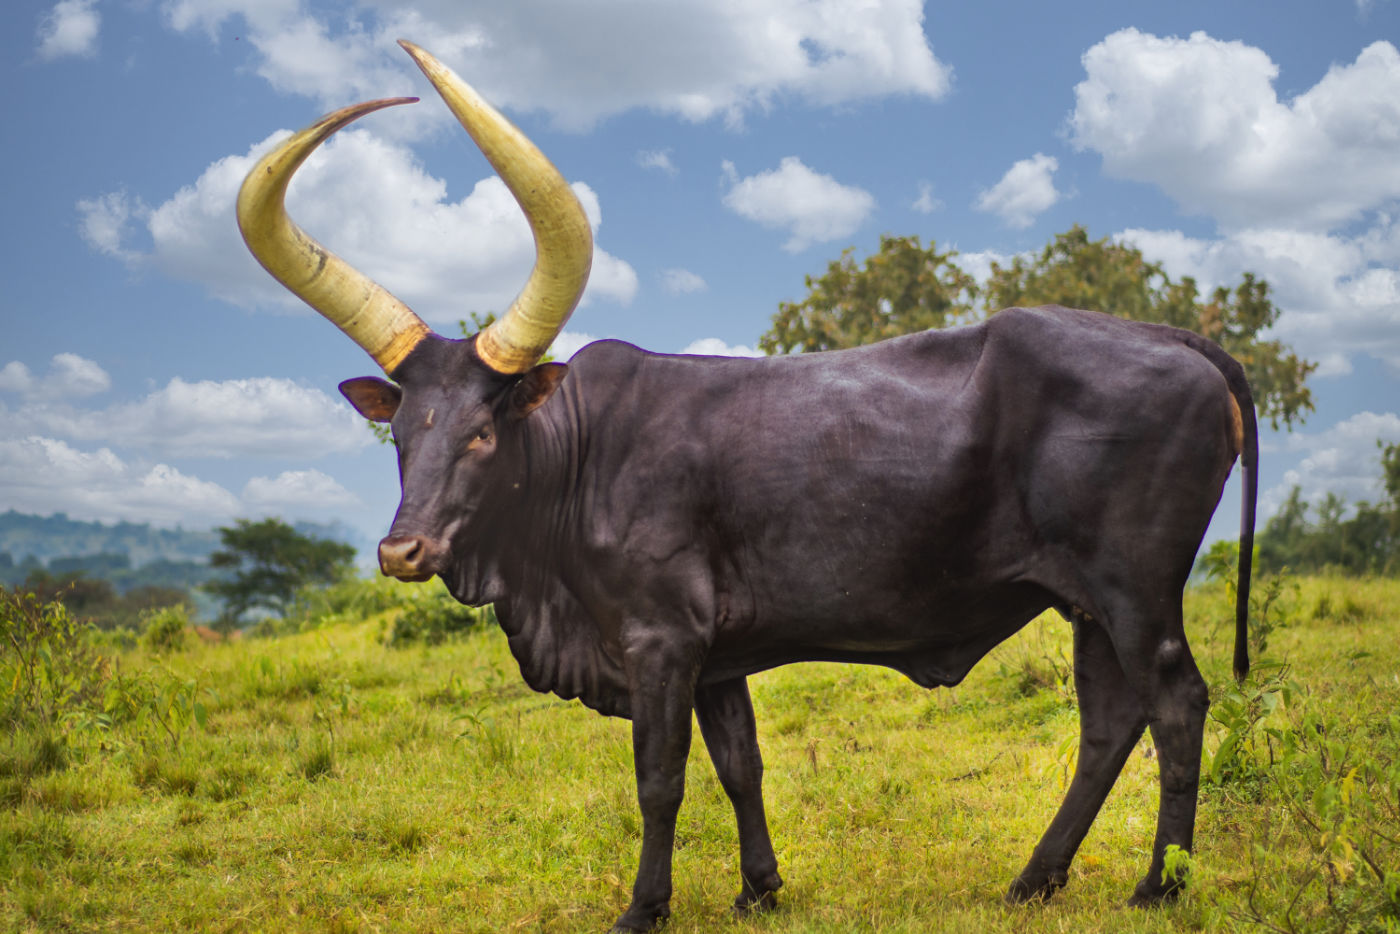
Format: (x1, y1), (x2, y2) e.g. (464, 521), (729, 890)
(237, 97), (432, 376)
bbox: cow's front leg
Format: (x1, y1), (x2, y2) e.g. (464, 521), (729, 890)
(611, 631), (701, 932)
(695, 677), (782, 912)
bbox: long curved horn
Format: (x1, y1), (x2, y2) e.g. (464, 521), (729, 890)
(400, 40), (593, 375)
(237, 97), (432, 375)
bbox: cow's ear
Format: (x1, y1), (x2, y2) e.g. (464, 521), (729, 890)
(509, 363), (568, 421)
(340, 377), (402, 423)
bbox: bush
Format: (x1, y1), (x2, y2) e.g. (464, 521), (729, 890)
(292, 575), (418, 628)
(140, 604), (191, 654)
(1, 587), (109, 736)
(385, 587), (495, 647)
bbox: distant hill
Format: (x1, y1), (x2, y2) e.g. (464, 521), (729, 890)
(0, 511), (364, 594)
(0, 511), (221, 567)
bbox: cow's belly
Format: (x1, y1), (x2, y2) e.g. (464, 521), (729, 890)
(700, 579), (1055, 688)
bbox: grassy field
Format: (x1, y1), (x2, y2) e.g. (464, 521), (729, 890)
(2, 574), (1397, 933)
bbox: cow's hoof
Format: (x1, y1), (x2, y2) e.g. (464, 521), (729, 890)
(733, 871), (782, 915)
(1127, 877), (1183, 908)
(610, 902), (669, 932)
(1004, 868), (1067, 905)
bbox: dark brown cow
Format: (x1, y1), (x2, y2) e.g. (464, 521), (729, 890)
(238, 41), (1257, 932)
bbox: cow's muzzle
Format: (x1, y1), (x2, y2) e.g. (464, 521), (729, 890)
(378, 533), (443, 582)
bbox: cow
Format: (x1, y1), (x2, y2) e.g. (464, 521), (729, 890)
(237, 41), (1258, 932)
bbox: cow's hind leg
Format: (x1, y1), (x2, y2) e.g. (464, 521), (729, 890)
(695, 677), (783, 913)
(1115, 611), (1210, 906)
(1007, 612), (1146, 903)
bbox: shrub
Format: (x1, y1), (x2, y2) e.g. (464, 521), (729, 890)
(1, 587), (109, 736)
(384, 587), (495, 647)
(140, 604), (192, 654)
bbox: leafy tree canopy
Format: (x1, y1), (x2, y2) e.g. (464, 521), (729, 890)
(1257, 441), (1400, 576)
(205, 518), (355, 628)
(761, 225), (1316, 430)
(759, 235), (978, 355)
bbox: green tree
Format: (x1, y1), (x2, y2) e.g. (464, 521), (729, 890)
(760, 225), (1316, 430)
(1257, 442), (1400, 576)
(759, 235), (978, 354)
(1382, 440), (1400, 508)
(204, 519), (355, 630)
(984, 227), (1314, 429)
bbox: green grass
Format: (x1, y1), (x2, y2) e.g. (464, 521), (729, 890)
(2, 575), (1398, 932)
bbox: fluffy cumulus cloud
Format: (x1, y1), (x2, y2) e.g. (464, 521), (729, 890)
(36, 0), (100, 61)
(163, 0), (949, 130)
(1068, 30), (1400, 377)
(1071, 30), (1400, 231)
(721, 157), (875, 253)
(1118, 222), (1400, 373)
(1263, 411), (1400, 515)
(0, 354), (111, 399)
(81, 128), (638, 321)
(974, 154), (1060, 229)
(0, 437), (241, 525)
(242, 469), (358, 509)
(0, 376), (370, 460)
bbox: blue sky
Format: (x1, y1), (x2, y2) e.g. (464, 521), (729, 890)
(2, 0), (1399, 555)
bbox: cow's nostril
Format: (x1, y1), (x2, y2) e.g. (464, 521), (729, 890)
(378, 535), (434, 580)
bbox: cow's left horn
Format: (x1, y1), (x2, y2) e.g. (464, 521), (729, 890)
(237, 97), (433, 375)
(400, 40), (593, 375)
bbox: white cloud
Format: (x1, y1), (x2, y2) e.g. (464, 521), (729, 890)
(164, 0), (950, 130)
(912, 181), (942, 214)
(48, 354), (111, 398)
(243, 469), (359, 509)
(955, 248), (1019, 290)
(76, 190), (145, 262)
(975, 154), (1060, 229)
(0, 363), (34, 395)
(0, 376), (370, 460)
(0, 354), (110, 399)
(721, 157), (875, 253)
(1116, 222), (1400, 372)
(678, 338), (764, 357)
(637, 150), (678, 176)
(1263, 411), (1400, 515)
(83, 127), (637, 321)
(36, 0), (100, 61)
(0, 437), (241, 526)
(661, 268), (707, 295)
(547, 331), (602, 362)
(1071, 30), (1400, 231)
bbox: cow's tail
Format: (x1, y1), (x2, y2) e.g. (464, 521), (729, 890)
(1228, 373), (1258, 683)
(1180, 333), (1257, 682)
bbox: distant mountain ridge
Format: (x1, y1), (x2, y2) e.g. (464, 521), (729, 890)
(0, 511), (363, 568)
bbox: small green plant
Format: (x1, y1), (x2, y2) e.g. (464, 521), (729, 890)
(102, 667), (212, 750)
(995, 618), (1073, 703)
(1204, 661), (1299, 788)
(456, 706), (518, 769)
(1161, 844), (1193, 887)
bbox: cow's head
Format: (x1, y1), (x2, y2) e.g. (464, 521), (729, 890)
(236, 41), (591, 599)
